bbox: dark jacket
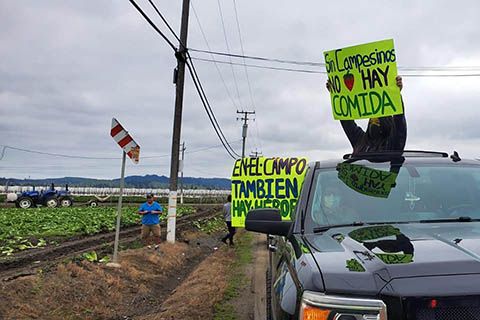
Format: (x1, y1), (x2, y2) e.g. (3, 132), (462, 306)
(341, 103), (407, 154)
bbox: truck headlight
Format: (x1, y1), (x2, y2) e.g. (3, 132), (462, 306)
(299, 291), (387, 320)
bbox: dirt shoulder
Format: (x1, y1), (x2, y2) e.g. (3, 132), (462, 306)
(0, 225), (267, 320)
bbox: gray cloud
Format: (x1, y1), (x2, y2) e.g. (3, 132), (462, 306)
(1, 0), (480, 180)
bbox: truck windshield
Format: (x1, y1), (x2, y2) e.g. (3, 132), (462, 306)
(305, 163), (480, 232)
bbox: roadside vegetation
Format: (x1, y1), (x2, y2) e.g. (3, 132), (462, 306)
(0, 206), (194, 257)
(214, 231), (254, 320)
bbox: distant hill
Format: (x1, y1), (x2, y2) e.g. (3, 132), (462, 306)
(0, 175), (230, 190)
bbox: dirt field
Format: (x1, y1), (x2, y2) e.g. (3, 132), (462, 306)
(0, 223), (265, 319)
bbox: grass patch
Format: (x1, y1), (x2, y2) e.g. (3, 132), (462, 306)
(214, 231), (253, 320)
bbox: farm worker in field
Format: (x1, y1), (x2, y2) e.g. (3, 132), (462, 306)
(221, 195), (236, 246)
(138, 193), (162, 250)
(326, 76), (407, 154)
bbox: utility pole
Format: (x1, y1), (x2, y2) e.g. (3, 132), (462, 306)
(167, 0), (190, 243)
(236, 110), (255, 158)
(180, 141), (186, 204)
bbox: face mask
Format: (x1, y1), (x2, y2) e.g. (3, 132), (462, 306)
(324, 194), (340, 209)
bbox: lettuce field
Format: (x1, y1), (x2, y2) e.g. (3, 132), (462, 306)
(0, 206), (195, 256)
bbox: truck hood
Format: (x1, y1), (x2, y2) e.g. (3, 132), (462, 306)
(304, 222), (480, 295)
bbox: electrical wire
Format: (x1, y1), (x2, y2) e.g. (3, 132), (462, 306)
(0, 145), (119, 160)
(216, 0), (242, 107)
(0, 141), (242, 162)
(189, 48), (324, 67)
(187, 54), (241, 158)
(185, 57), (240, 160)
(231, 0), (255, 109)
(191, 56), (326, 74)
(190, 48), (480, 73)
(147, 0), (181, 44)
(191, 57), (480, 77)
(187, 56), (241, 159)
(190, 1), (239, 109)
(231, 0), (261, 153)
(128, 0), (177, 51)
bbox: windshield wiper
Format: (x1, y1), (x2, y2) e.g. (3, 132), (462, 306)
(419, 217), (480, 223)
(313, 222), (365, 233)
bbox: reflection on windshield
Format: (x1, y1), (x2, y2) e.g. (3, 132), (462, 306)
(349, 225), (414, 264)
(336, 162), (400, 199)
(309, 164), (480, 226)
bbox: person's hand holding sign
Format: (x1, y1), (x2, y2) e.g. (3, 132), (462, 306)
(324, 40), (407, 155)
(396, 75), (403, 91)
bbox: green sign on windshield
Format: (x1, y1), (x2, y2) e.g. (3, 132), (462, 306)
(336, 163), (398, 198)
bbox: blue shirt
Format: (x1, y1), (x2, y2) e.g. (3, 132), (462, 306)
(139, 201), (162, 225)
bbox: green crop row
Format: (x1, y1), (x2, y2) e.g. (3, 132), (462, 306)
(0, 205), (194, 256)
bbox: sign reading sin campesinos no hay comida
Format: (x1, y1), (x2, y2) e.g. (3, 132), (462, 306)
(324, 39), (403, 120)
(231, 157), (308, 227)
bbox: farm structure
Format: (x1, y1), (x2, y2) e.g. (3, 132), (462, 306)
(1, 186), (230, 200)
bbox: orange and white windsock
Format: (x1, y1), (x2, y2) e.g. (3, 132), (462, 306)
(110, 118), (140, 164)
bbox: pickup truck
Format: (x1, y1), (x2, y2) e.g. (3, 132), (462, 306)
(246, 151), (480, 320)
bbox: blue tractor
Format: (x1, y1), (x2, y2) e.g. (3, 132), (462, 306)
(10, 184), (73, 209)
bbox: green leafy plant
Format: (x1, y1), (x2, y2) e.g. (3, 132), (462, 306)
(83, 251), (98, 262)
(0, 205), (195, 257)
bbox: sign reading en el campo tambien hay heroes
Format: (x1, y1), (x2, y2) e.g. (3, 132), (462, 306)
(324, 39), (403, 120)
(336, 163), (398, 198)
(231, 157), (308, 227)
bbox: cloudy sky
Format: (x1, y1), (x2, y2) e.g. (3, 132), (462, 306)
(1, 0), (480, 180)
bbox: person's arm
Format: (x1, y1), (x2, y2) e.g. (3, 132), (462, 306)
(151, 204), (163, 215)
(138, 204), (148, 215)
(391, 76), (407, 151)
(326, 79), (364, 148)
(340, 120), (365, 148)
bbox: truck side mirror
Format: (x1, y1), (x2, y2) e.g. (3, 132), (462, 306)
(245, 209), (292, 237)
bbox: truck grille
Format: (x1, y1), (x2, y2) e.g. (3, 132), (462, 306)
(408, 296), (480, 320)
(416, 306), (480, 320)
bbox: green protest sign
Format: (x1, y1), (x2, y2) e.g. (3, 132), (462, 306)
(349, 225), (402, 242)
(348, 226), (414, 265)
(336, 163), (398, 198)
(231, 157), (308, 227)
(324, 39), (403, 120)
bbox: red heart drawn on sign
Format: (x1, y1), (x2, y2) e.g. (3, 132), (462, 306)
(343, 71), (354, 91)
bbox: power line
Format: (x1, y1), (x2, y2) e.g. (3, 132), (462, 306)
(185, 57), (240, 160)
(147, 0), (181, 44)
(0, 141), (242, 162)
(187, 54), (241, 158)
(190, 48), (480, 72)
(190, 0), (239, 109)
(191, 57), (480, 77)
(128, 0), (177, 51)
(401, 73), (480, 77)
(0, 145), (119, 160)
(188, 55), (241, 158)
(189, 48), (324, 67)
(231, 0), (261, 153)
(191, 56), (326, 74)
(216, 0), (242, 107)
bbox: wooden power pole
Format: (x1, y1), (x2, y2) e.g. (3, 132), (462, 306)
(167, 0), (190, 243)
